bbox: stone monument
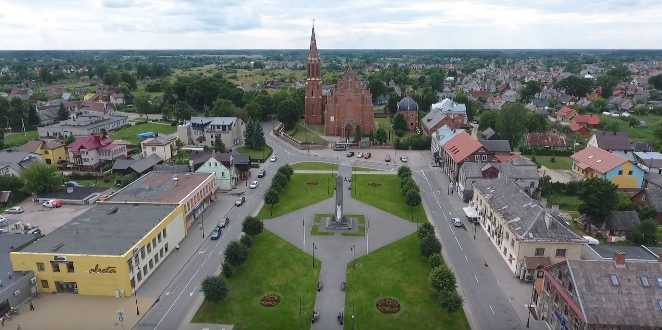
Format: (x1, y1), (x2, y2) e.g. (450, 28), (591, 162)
(325, 175), (353, 230)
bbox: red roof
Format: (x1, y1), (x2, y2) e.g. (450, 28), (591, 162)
(570, 146), (627, 174)
(67, 134), (114, 151)
(557, 107), (576, 118)
(569, 123), (589, 132)
(442, 131), (483, 163)
(470, 90), (490, 99)
(573, 114), (600, 126)
(494, 154), (521, 163)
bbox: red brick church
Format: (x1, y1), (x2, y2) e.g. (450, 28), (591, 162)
(304, 24), (374, 139)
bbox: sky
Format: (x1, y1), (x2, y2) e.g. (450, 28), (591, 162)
(1, 0), (661, 50)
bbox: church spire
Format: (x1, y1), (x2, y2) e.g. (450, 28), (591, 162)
(309, 19), (319, 58)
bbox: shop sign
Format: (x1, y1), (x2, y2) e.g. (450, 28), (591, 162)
(54, 256), (67, 261)
(87, 264), (117, 274)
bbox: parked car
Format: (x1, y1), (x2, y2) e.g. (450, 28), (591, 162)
(249, 181), (259, 189)
(235, 196), (245, 206)
(42, 200), (62, 208)
(357, 152), (364, 158)
(4, 207), (24, 214)
(452, 218), (463, 227)
(348, 184), (351, 190)
(0, 215), (6, 222)
(583, 236), (599, 245)
(258, 170), (266, 178)
(210, 227), (222, 240)
(218, 217), (229, 228)
(346, 152), (355, 157)
(400, 156), (409, 163)
(270, 156), (277, 162)
(364, 153), (372, 159)
(63, 181), (84, 187)
(333, 144), (347, 151)
(385, 155), (391, 162)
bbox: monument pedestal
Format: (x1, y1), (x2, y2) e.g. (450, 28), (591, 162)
(325, 216), (353, 230)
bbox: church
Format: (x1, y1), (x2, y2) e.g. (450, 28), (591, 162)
(304, 24), (374, 139)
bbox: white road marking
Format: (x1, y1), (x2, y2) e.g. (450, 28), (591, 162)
(189, 287), (197, 297)
(475, 275), (479, 282)
(198, 249), (207, 255)
(155, 268), (201, 329)
(464, 255), (468, 261)
(455, 236), (463, 250)
(489, 305), (495, 314)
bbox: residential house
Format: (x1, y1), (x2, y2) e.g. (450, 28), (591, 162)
(632, 141), (655, 153)
(502, 89), (519, 103)
(633, 151), (662, 174)
(440, 131), (497, 181)
(0, 150), (43, 176)
(568, 124), (591, 138)
(644, 172), (662, 189)
(575, 98), (592, 108)
(536, 252), (662, 330)
(532, 99), (550, 110)
(469, 90), (489, 100)
(572, 114), (600, 129)
(555, 107), (576, 122)
(587, 131), (632, 155)
(111, 154), (164, 176)
(631, 187), (662, 222)
(396, 96), (419, 132)
(189, 151), (236, 190)
(570, 146), (644, 189)
(522, 131), (568, 150)
(177, 117), (245, 149)
(586, 211), (641, 239)
(458, 161), (539, 202)
(37, 114), (128, 138)
(634, 89), (650, 104)
(557, 94), (576, 105)
(472, 179), (586, 279)
(478, 139), (512, 155)
(16, 140), (67, 165)
(421, 98), (468, 136)
(231, 150), (252, 181)
(67, 134), (128, 169)
(481, 128), (500, 140)
(110, 93), (124, 105)
(431, 125), (463, 165)
(140, 133), (178, 162)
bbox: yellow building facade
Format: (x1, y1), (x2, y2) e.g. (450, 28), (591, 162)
(38, 143), (68, 165)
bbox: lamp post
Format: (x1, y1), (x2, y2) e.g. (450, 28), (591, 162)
(351, 245), (356, 270)
(474, 223), (477, 240)
(312, 243), (317, 268)
(200, 207), (205, 238)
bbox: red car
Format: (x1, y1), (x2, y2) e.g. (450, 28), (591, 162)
(364, 153), (372, 159)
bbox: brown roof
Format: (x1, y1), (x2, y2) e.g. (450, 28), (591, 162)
(442, 131), (483, 163)
(522, 132), (567, 147)
(570, 145), (627, 174)
(15, 140), (42, 153)
(41, 141), (65, 150)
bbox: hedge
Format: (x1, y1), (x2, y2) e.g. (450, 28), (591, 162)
(519, 147), (574, 157)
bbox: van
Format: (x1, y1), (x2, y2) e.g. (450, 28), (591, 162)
(333, 144), (347, 151)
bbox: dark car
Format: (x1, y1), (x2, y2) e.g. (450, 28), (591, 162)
(210, 227), (222, 240)
(346, 152), (355, 157)
(258, 169), (266, 178)
(385, 155), (391, 162)
(235, 196), (245, 206)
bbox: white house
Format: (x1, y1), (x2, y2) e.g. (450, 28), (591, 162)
(177, 117), (244, 149)
(141, 133), (178, 161)
(67, 134), (128, 168)
(502, 90), (519, 103)
(0, 151), (43, 176)
(190, 151), (236, 190)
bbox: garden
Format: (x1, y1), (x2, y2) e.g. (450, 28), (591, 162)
(258, 169), (333, 219)
(110, 122), (177, 144)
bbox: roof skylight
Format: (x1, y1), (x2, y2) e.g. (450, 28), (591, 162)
(610, 274), (619, 286)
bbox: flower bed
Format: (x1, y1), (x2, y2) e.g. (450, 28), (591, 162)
(260, 294), (282, 307)
(306, 181), (319, 186)
(376, 297), (401, 314)
(368, 182), (382, 187)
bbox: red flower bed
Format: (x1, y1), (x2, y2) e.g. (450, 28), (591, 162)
(260, 294), (281, 307)
(368, 182), (382, 187)
(376, 298), (401, 314)
(306, 182), (319, 186)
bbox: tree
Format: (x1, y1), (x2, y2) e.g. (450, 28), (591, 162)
(135, 95), (152, 118)
(201, 275), (229, 302)
(244, 101), (262, 120)
(263, 188), (280, 216)
(20, 162), (61, 195)
(401, 181), (419, 196)
(241, 216), (264, 237)
(224, 240), (249, 267)
(210, 98), (236, 117)
(626, 219), (661, 245)
(578, 177), (618, 222)
(478, 110), (499, 132)
(649, 74), (662, 90)
(429, 265), (457, 294)
(244, 120), (255, 149)
(417, 222), (435, 240)
(525, 112), (548, 132)
(354, 124), (362, 143)
(400, 176), (415, 190)
(240, 234), (253, 248)
(406, 189), (422, 219)
(495, 103), (528, 146)
(398, 165), (412, 179)
(221, 261), (234, 278)
(387, 92), (399, 115)
(0, 130), (3, 150)
(57, 102), (69, 120)
(419, 234), (442, 257)
(637, 206), (658, 221)
(519, 81), (543, 103)
(393, 113), (407, 131)
(556, 76), (594, 98)
(252, 121), (266, 149)
(453, 93), (477, 122)
(214, 135), (226, 153)
(597, 75), (619, 98)
(173, 101), (192, 123)
(429, 253), (443, 269)
(593, 97), (607, 110)
(438, 290), (464, 316)
(375, 128), (387, 144)
(276, 98), (300, 130)
(367, 78), (388, 103)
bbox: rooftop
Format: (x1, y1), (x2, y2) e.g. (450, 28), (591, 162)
(588, 244), (660, 261)
(18, 203), (177, 256)
(592, 131), (632, 151)
(107, 171), (214, 204)
(37, 186), (112, 201)
(0, 233), (38, 292)
(442, 131), (483, 163)
(571, 146), (628, 174)
(478, 139), (512, 153)
(523, 131), (567, 148)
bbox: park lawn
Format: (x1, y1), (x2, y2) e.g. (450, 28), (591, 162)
(548, 194), (582, 212)
(235, 146), (273, 162)
(352, 166), (384, 172)
(311, 225), (334, 236)
(351, 174), (426, 223)
(305, 122), (326, 136)
(535, 155), (573, 170)
(4, 131), (39, 148)
(192, 230), (320, 330)
(291, 162), (338, 171)
(258, 174), (333, 219)
(344, 234), (471, 330)
(228, 68), (306, 85)
(132, 85), (164, 98)
(111, 123), (177, 145)
(287, 124), (325, 144)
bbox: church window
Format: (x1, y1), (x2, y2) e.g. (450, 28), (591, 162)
(312, 104), (316, 116)
(312, 89), (315, 97)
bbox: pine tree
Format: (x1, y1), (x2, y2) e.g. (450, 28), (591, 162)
(57, 103), (69, 121)
(245, 120), (255, 149)
(214, 135), (226, 153)
(252, 120), (266, 149)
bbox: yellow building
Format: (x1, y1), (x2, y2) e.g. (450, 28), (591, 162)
(10, 202), (186, 297)
(16, 140), (68, 165)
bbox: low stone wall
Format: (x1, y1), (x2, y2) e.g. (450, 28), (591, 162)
(372, 144), (395, 150)
(279, 130), (325, 150)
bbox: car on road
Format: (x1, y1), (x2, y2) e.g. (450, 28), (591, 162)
(346, 151), (355, 157)
(364, 152), (372, 159)
(235, 196), (245, 206)
(583, 236), (599, 245)
(210, 227), (222, 240)
(0, 215), (6, 222)
(385, 155), (391, 162)
(357, 152), (364, 158)
(452, 218), (463, 227)
(218, 217), (229, 228)
(270, 156), (277, 162)
(333, 144), (346, 151)
(42, 200), (62, 208)
(400, 156), (409, 162)
(258, 169), (266, 178)
(249, 181), (259, 189)
(4, 207), (24, 214)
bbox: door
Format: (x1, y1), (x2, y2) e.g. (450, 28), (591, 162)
(114, 289), (120, 298)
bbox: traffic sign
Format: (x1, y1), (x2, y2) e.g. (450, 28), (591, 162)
(119, 316), (124, 322)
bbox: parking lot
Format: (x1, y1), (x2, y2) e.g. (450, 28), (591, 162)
(2, 199), (92, 235)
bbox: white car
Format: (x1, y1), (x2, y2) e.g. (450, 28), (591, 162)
(249, 181), (259, 189)
(4, 207), (24, 214)
(357, 152), (364, 158)
(583, 236), (599, 245)
(400, 156), (409, 163)
(452, 218), (463, 227)
(270, 156), (277, 162)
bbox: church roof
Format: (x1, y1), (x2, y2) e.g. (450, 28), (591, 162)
(398, 96), (418, 112)
(309, 25), (319, 58)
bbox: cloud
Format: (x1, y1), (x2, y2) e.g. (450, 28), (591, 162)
(101, 0), (136, 8)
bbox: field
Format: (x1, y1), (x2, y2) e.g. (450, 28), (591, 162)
(291, 162), (338, 171)
(132, 85), (163, 99)
(286, 124), (325, 144)
(597, 114), (662, 141)
(344, 234), (471, 330)
(351, 174), (426, 223)
(547, 194), (582, 212)
(192, 230), (320, 330)
(258, 174), (333, 219)
(226, 68), (306, 86)
(373, 117), (415, 142)
(535, 155), (573, 170)
(4, 131), (39, 148)
(109, 123), (177, 145)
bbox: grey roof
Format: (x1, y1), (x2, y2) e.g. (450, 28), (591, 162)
(481, 128), (497, 139)
(509, 157), (537, 166)
(398, 96), (418, 112)
(0, 233), (38, 295)
(461, 162), (538, 180)
(602, 211), (640, 231)
(479, 139), (512, 153)
(112, 159), (136, 171)
(143, 134), (177, 146)
(153, 164), (190, 173)
(38, 186), (112, 200)
(19, 203), (178, 255)
(422, 98), (467, 131)
(588, 244), (660, 261)
(593, 131), (632, 151)
(642, 188), (662, 212)
(633, 151), (662, 168)
(645, 172), (662, 189)
(190, 117), (237, 130)
(43, 115), (128, 131)
(129, 154), (163, 174)
(473, 179), (586, 243)
(107, 171), (214, 203)
(632, 142), (655, 152)
(567, 258), (662, 327)
(0, 151), (41, 173)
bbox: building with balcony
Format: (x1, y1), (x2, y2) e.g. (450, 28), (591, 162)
(177, 117), (244, 149)
(67, 134), (127, 169)
(38, 114), (128, 138)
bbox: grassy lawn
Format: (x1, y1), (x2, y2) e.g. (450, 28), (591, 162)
(110, 123), (177, 145)
(344, 234), (471, 330)
(548, 194), (582, 212)
(311, 224), (334, 236)
(373, 117), (415, 142)
(535, 155), (573, 170)
(352, 166), (384, 172)
(235, 146), (273, 162)
(76, 179), (117, 188)
(291, 162), (338, 171)
(314, 214), (332, 223)
(227, 68), (306, 85)
(132, 85), (164, 99)
(352, 174), (426, 223)
(4, 131), (39, 148)
(258, 174), (333, 219)
(342, 226), (366, 236)
(192, 230), (320, 330)
(305, 122), (326, 136)
(286, 124), (325, 144)
(597, 114), (662, 141)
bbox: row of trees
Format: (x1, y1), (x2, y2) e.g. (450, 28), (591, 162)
(398, 166), (422, 220)
(263, 165), (295, 215)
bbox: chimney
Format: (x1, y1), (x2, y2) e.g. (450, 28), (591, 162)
(544, 213), (552, 229)
(539, 198), (547, 208)
(613, 251), (626, 267)
(551, 205), (559, 216)
(658, 253), (662, 264)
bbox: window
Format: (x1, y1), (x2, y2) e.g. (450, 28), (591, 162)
(505, 232), (509, 240)
(134, 254), (140, 265)
(618, 170), (623, 175)
(214, 162), (218, 167)
(147, 243), (151, 253)
(127, 259), (133, 272)
(140, 246), (146, 259)
(151, 147), (156, 152)
(41, 280), (49, 288)
(567, 282), (574, 294)
(609, 274), (620, 286)
(482, 155), (488, 161)
(529, 181), (535, 188)
(628, 170), (633, 175)
(535, 248), (545, 256)
(149, 259), (154, 269)
(475, 155), (480, 161)
(165, 242), (169, 252)
(657, 276), (662, 288)
(163, 228), (167, 238)
(554, 293), (560, 305)
(508, 254), (513, 264)
(143, 265), (148, 276)
(51, 262), (60, 272)
(160, 248), (164, 258)
(556, 249), (566, 257)
(158, 233), (162, 243)
(658, 300), (662, 311)
(155, 254), (159, 264)
(137, 270), (142, 282)
(152, 238), (157, 248)
(37, 263), (45, 271)
(640, 275), (650, 287)
(312, 104), (316, 116)
(221, 172), (225, 177)
(67, 263), (75, 272)
(510, 239), (515, 248)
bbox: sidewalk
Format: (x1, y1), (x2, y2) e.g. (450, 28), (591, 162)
(422, 153), (548, 330)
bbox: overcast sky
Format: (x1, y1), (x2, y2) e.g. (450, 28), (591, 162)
(1, 0), (661, 50)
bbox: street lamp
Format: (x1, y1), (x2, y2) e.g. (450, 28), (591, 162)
(350, 245), (356, 270)
(135, 292), (140, 315)
(312, 243), (317, 268)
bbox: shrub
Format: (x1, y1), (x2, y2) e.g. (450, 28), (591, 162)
(242, 216), (264, 237)
(395, 129), (405, 137)
(429, 265), (457, 294)
(221, 261), (234, 278)
(420, 234), (442, 257)
(200, 275), (229, 303)
(417, 222), (435, 240)
(397, 166), (412, 179)
(224, 240), (249, 267)
(429, 253), (443, 269)
(240, 234), (253, 248)
(438, 289), (464, 316)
